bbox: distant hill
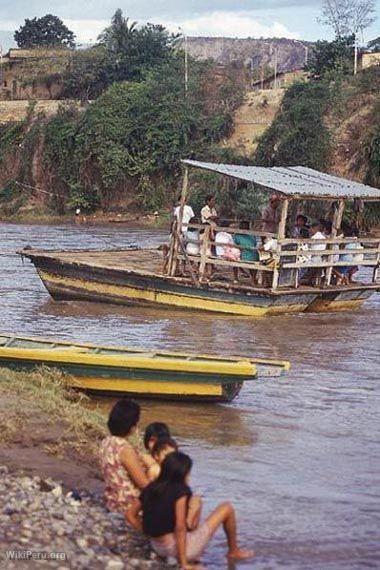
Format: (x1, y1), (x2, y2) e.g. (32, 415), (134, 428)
(183, 37), (310, 74)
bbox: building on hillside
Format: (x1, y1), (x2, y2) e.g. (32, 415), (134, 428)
(0, 48), (70, 100)
(360, 52), (380, 70)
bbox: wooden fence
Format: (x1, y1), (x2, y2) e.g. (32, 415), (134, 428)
(168, 222), (380, 289)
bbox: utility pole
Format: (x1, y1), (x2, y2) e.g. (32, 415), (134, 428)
(184, 33), (188, 96)
(0, 44), (3, 92)
(274, 46), (278, 90)
(179, 27), (188, 97)
(354, 34), (358, 75)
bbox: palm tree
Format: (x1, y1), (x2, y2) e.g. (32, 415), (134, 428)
(98, 9), (138, 54)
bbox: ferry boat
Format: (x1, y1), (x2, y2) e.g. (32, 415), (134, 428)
(21, 161), (380, 316)
(0, 333), (290, 402)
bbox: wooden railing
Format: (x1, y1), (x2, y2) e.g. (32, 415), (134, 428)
(168, 222), (380, 290)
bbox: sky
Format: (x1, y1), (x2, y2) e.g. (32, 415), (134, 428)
(0, 0), (379, 50)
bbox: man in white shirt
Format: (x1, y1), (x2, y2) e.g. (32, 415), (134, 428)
(173, 197), (195, 233)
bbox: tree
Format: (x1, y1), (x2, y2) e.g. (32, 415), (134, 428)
(97, 9), (177, 82)
(308, 35), (356, 77)
(320, 0), (376, 37)
(98, 9), (138, 54)
(14, 14), (75, 49)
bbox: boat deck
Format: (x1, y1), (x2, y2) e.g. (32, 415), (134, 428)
(22, 248), (380, 296)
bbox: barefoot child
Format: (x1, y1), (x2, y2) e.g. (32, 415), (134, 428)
(126, 452), (254, 568)
(148, 437), (178, 480)
(140, 422), (171, 475)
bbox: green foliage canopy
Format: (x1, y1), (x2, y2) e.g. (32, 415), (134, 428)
(14, 14), (75, 48)
(308, 35), (355, 77)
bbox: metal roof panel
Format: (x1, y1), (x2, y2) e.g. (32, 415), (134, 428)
(182, 160), (380, 199)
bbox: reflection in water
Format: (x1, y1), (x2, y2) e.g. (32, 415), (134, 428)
(1, 223), (380, 569)
(93, 397), (256, 448)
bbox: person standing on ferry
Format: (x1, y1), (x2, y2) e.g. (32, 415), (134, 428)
(173, 197), (195, 234)
(201, 195), (218, 225)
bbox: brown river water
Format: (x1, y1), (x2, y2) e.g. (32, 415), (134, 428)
(1, 223), (380, 569)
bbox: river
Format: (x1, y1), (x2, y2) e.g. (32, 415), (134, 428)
(1, 222), (380, 569)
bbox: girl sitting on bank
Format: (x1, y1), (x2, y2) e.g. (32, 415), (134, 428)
(99, 399), (150, 514)
(126, 451), (254, 569)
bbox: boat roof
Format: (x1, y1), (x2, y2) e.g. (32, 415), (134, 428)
(182, 160), (380, 200)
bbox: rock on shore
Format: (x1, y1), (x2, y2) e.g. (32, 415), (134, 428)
(0, 466), (167, 569)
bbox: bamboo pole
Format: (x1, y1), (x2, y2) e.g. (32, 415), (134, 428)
(272, 198), (289, 290)
(169, 167), (189, 276)
(325, 199), (345, 286)
(373, 240), (380, 283)
(199, 225), (211, 281)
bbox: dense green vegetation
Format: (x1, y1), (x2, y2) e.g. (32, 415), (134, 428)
(0, 54), (244, 214)
(14, 14), (75, 48)
(62, 10), (178, 100)
(255, 82), (332, 170)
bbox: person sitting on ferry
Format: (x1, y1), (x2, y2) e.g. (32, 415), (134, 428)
(319, 218), (332, 237)
(292, 215), (309, 239)
(215, 221), (240, 261)
(334, 224), (363, 285)
(185, 217), (200, 256)
(215, 220), (241, 282)
(99, 399), (150, 515)
(126, 451), (254, 568)
(300, 221), (327, 286)
(234, 220), (259, 285)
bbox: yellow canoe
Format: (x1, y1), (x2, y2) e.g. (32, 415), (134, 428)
(0, 333), (290, 403)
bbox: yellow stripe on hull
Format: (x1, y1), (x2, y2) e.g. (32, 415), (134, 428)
(40, 270), (306, 317)
(69, 376), (223, 398)
(0, 347), (255, 376)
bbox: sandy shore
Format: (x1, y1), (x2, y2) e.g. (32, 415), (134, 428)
(0, 368), (166, 569)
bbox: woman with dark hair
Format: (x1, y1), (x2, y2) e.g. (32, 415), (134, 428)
(99, 399), (149, 514)
(127, 452), (253, 568)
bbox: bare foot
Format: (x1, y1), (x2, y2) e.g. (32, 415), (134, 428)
(227, 548), (255, 561)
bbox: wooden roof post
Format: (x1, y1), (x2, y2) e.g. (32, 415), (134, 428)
(169, 166), (189, 276)
(272, 197), (289, 290)
(325, 199), (345, 286)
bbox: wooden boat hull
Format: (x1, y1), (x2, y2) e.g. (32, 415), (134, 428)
(21, 249), (378, 316)
(0, 335), (265, 403)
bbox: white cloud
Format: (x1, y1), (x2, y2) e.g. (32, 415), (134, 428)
(64, 19), (108, 44)
(0, 11), (300, 47)
(160, 10), (299, 38)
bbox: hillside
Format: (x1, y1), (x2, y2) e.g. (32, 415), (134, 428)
(184, 37), (310, 74)
(255, 67), (380, 188)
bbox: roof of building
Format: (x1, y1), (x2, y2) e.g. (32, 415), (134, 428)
(7, 48), (71, 59)
(182, 160), (380, 200)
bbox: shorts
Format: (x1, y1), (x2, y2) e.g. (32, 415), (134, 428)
(150, 522), (212, 562)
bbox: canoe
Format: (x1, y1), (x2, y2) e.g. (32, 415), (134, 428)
(0, 334), (289, 403)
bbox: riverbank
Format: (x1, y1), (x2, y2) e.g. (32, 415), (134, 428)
(0, 368), (163, 569)
(0, 211), (170, 229)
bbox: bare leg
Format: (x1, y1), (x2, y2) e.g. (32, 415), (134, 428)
(205, 502), (254, 560)
(233, 268), (239, 283)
